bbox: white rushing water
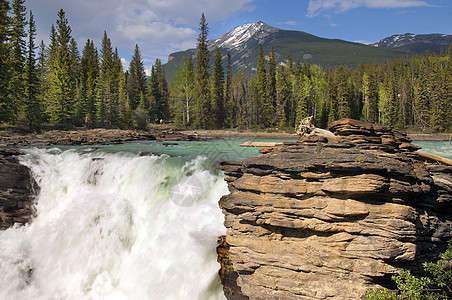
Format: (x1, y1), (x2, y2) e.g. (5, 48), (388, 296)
(0, 147), (228, 300)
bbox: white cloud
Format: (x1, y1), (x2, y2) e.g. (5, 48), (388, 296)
(307, 0), (433, 17)
(279, 20), (298, 26)
(28, 0), (256, 69)
(120, 58), (130, 72)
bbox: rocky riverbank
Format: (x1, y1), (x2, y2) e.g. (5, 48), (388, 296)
(218, 118), (452, 299)
(0, 128), (210, 147)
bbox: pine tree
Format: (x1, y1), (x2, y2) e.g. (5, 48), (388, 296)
(413, 61), (431, 130)
(378, 72), (395, 126)
(24, 10), (40, 131)
(194, 13), (212, 129)
(97, 31), (114, 126)
(149, 58), (169, 121)
(211, 46), (224, 128)
(80, 39), (99, 126)
(286, 54), (298, 127)
(109, 48), (121, 127)
(47, 24), (57, 66)
(46, 9), (75, 127)
(115, 49), (131, 128)
(148, 65), (159, 118)
(0, 0), (13, 122)
(9, 0), (27, 119)
(224, 51), (234, 128)
(430, 60), (448, 131)
(68, 37), (84, 124)
(254, 43), (267, 127)
(336, 66), (351, 120)
(309, 64), (327, 127)
(266, 47), (277, 123)
(127, 44), (146, 111)
(37, 40), (46, 81)
(295, 74), (311, 128)
(275, 65), (290, 128)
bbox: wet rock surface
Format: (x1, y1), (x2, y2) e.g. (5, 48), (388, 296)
(0, 148), (38, 229)
(218, 119), (452, 299)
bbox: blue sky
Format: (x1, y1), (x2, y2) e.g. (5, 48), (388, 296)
(27, 0), (452, 74)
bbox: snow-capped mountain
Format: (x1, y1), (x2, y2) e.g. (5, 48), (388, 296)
(372, 33), (452, 53)
(164, 21), (445, 80)
(212, 21), (279, 50)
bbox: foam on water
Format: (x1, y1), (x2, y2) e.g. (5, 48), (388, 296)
(0, 147), (228, 299)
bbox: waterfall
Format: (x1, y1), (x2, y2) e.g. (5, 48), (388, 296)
(0, 147), (227, 299)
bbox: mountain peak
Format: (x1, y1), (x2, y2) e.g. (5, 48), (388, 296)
(213, 21), (279, 49)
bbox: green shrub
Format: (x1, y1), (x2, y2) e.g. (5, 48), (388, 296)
(366, 240), (452, 299)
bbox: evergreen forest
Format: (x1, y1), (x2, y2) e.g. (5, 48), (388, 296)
(1, 1), (451, 132)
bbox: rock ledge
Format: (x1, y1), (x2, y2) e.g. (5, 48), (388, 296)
(218, 119), (452, 299)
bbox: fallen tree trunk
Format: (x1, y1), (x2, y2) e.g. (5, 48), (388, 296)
(416, 150), (452, 166)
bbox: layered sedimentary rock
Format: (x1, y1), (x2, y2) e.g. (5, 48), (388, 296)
(0, 148), (38, 230)
(218, 119), (452, 299)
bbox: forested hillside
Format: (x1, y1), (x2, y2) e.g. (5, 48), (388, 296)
(1, 1), (451, 132)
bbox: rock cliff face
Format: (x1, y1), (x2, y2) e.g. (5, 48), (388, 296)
(218, 119), (452, 299)
(0, 148), (38, 230)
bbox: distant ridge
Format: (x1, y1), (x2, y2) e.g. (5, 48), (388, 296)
(163, 21), (447, 80)
(372, 33), (452, 54)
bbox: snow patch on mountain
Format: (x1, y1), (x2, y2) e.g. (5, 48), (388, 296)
(212, 21), (279, 50)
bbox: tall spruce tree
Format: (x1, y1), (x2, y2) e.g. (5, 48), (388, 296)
(97, 31), (114, 126)
(285, 54), (298, 127)
(9, 0), (27, 119)
(115, 48), (131, 128)
(194, 13), (212, 129)
(413, 61), (431, 130)
(47, 24), (57, 67)
(0, 0), (13, 122)
(336, 66), (351, 120)
(295, 74), (311, 128)
(378, 72), (395, 125)
(275, 65), (290, 128)
(430, 60), (448, 131)
(80, 39), (98, 125)
(224, 51), (234, 128)
(211, 46), (224, 128)
(148, 65), (159, 117)
(254, 43), (267, 126)
(156, 59), (169, 118)
(24, 10), (40, 131)
(37, 40), (46, 81)
(149, 58), (169, 121)
(266, 47), (277, 123)
(46, 9), (75, 127)
(108, 48), (121, 127)
(127, 44), (146, 111)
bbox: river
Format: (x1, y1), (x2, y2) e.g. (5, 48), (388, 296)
(0, 138), (449, 299)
